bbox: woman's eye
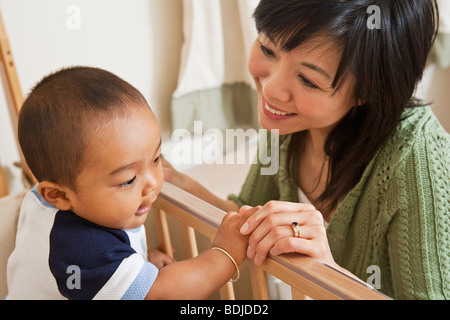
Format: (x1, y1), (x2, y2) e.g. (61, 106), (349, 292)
(299, 75), (319, 89)
(154, 155), (162, 164)
(121, 176), (137, 188)
(260, 44), (275, 57)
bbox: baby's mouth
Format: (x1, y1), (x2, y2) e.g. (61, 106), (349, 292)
(136, 205), (152, 216)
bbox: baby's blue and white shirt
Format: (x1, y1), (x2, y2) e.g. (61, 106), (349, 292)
(6, 187), (158, 300)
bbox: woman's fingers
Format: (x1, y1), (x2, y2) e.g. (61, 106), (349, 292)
(251, 225), (294, 264)
(250, 223), (321, 265)
(269, 224), (328, 258)
(246, 209), (324, 254)
(240, 201), (316, 235)
(237, 201), (331, 265)
(268, 237), (316, 259)
(246, 212), (303, 257)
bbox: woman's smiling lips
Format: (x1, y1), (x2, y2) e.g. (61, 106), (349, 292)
(262, 99), (297, 120)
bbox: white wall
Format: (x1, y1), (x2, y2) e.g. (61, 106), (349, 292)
(417, 64), (450, 132)
(0, 0), (183, 193)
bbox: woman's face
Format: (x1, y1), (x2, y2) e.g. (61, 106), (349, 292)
(248, 33), (356, 137)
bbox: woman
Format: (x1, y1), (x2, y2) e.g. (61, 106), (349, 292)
(164, 0), (449, 299)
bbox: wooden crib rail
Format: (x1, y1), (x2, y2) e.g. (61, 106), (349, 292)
(152, 182), (391, 300)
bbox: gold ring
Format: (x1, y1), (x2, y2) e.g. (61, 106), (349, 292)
(291, 222), (301, 238)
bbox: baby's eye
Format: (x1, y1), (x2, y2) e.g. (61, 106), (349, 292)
(121, 176), (137, 188)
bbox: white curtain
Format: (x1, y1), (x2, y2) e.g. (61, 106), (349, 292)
(171, 0), (260, 132)
(439, 0), (450, 33)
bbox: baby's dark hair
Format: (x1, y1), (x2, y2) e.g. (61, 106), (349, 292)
(18, 66), (149, 190)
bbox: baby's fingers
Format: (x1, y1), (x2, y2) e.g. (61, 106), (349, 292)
(239, 206), (260, 221)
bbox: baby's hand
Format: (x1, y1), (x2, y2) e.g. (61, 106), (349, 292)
(148, 247), (176, 269)
(239, 205), (261, 216)
(211, 206), (259, 265)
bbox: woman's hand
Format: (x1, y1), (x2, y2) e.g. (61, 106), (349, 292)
(239, 201), (337, 267)
(162, 157), (192, 190)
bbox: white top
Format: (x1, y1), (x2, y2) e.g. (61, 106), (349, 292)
(298, 188), (329, 229)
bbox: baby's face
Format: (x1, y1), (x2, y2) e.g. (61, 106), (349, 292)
(64, 105), (164, 230)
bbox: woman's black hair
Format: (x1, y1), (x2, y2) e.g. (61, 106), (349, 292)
(253, 0), (439, 212)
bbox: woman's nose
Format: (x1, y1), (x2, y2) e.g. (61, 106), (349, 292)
(262, 68), (292, 104)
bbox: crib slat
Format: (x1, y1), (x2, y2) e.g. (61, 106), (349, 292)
(0, 10), (23, 116)
(291, 287), (308, 300)
(219, 281), (235, 300)
(249, 262), (269, 300)
(180, 223), (198, 259)
(0, 166), (8, 197)
(153, 207), (174, 259)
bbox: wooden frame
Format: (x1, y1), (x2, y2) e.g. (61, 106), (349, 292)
(153, 182), (391, 300)
(0, 10), (36, 198)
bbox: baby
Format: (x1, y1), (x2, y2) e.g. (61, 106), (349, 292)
(6, 66), (252, 300)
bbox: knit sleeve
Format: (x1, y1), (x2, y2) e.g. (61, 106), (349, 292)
(387, 122), (450, 300)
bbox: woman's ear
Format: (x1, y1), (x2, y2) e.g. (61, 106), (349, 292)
(357, 99), (365, 107)
(38, 181), (72, 211)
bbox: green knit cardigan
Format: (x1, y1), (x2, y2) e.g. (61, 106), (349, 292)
(229, 106), (450, 300)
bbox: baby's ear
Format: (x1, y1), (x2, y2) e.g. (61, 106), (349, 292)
(38, 181), (72, 211)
